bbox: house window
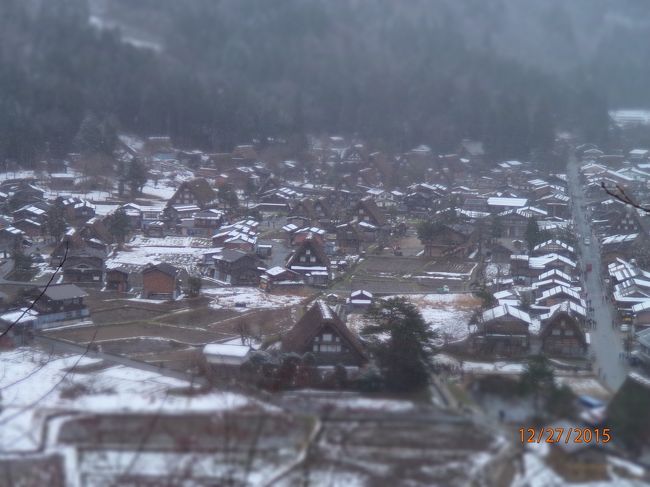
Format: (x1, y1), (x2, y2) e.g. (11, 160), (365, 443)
(565, 330), (574, 336)
(552, 329), (561, 336)
(319, 344), (341, 353)
(322, 333), (332, 342)
(310, 256), (316, 263)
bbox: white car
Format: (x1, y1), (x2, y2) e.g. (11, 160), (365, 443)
(584, 237), (591, 245)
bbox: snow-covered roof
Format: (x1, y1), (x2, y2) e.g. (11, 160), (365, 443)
(0, 308), (39, 324)
(528, 253), (577, 270)
(203, 343), (250, 358)
(486, 197), (527, 207)
(533, 239), (575, 254)
(531, 278), (573, 291)
(282, 223), (299, 233)
(601, 233), (638, 245)
(538, 269), (573, 282)
(265, 266), (287, 277)
(482, 304), (532, 324)
(540, 301), (586, 321)
(537, 285), (582, 303)
(631, 300), (650, 313)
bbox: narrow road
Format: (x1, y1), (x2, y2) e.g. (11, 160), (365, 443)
(566, 155), (629, 391)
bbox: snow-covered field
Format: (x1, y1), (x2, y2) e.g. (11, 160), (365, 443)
(205, 287), (305, 311)
(555, 376), (611, 399)
(0, 348), (254, 452)
(485, 263), (510, 281)
(512, 442), (648, 487)
(463, 360), (526, 374)
(106, 237), (215, 271)
(388, 294), (480, 342)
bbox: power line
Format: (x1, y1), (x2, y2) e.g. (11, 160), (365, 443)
(0, 348), (55, 392)
(0, 240), (69, 340)
(0, 326), (98, 428)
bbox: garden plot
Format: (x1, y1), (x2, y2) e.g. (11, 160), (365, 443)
(387, 293), (481, 342)
(106, 236), (214, 273)
(0, 348), (253, 452)
(205, 287), (305, 311)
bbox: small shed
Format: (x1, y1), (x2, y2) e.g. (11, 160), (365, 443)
(203, 343), (251, 381)
(348, 290), (373, 307)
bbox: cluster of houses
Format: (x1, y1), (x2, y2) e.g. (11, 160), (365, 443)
(574, 146), (650, 373)
(1, 133), (650, 379)
(472, 237), (588, 358)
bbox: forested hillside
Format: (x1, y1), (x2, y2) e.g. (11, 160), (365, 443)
(1, 0), (648, 164)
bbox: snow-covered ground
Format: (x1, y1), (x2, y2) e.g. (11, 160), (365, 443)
(0, 348), (254, 452)
(141, 180), (178, 200)
(387, 294), (480, 342)
(485, 263), (510, 281)
(555, 376), (611, 400)
(204, 287), (305, 311)
(512, 442), (649, 487)
(106, 237), (215, 272)
(141, 169), (196, 201)
(433, 354), (526, 374)
(321, 397), (415, 412)
(463, 360), (526, 374)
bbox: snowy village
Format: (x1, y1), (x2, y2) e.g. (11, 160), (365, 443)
(3, 2), (650, 486)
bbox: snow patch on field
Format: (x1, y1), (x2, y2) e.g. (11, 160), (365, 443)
(326, 397), (415, 412)
(386, 294), (480, 342)
(0, 348), (252, 452)
(462, 361), (526, 374)
(485, 263), (510, 280)
(205, 287), (305, 311)
(512, 442), (648, 487)
(555, 376), (611, 400)
(106, 237), (214, 272)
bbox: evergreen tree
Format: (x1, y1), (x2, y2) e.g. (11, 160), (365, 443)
(519, 355), (555, 415)
(187, 275), (202, 297)
(126, 158), (148, 197)
(525, 217), (541, 252)
(491, 215), (504, 240)
(607, 378), (650, 454)
(74, 114), (116, 156)
(45, 205), (67, 241)
(218, 185), (239, 209)
(108, 208), (131, 246)
(363, 297), (436, 392)
(12, 248), (33, 272)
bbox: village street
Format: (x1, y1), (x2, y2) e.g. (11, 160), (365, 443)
(567, 155), (629, 391)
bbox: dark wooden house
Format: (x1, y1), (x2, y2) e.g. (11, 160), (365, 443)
(286, 235), (330, 286)
(540, 302), (588, 356)
(31, 283), (90, 326)
(63, 255), (105, 284)
(106, 268), (130, 292)
(281, 300), (367, 367)
(423, 223), (474, 258)
(142, 263), (180, 300)
(336, 222), (363, 253)
(477, 304), (532, 354)
(259, 266), (303, 291)
(167, 178), (217, 209)
(211, 249), (262, 285)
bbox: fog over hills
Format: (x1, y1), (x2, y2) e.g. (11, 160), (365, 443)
(1, 0), (649, 163)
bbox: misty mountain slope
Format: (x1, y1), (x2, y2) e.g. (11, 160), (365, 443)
(0, 0), (643, 163)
